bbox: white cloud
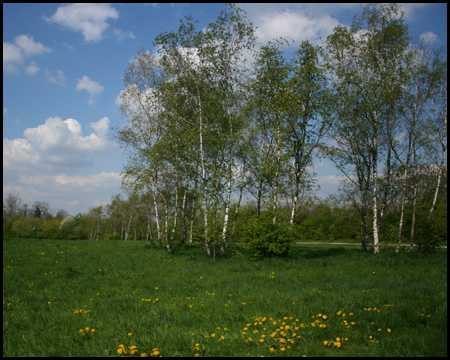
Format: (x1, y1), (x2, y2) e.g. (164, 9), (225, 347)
(91, 116), (110, 136)
(4, 116), (114, 172)
(14, 34), (52, 56)
(399, 3), (429, 20)
(420, 31), (440, 45)
(44, 3), (119, 43)
(113, 28), (135, 42)
(7, 171), (122, 214)
(76, 75), (104, 105)
(239, 4), (350, 46)
(45, 69), (65, 86)
(3, 116), (121, 214)
(256, 11), (339, 45)
(3, 35), (51, 73)
(3, 42), (23, 72)
(54, 171), (121, 190)
(25, 62), (40, 76)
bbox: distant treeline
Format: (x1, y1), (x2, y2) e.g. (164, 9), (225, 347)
(4, 179), (446, 253)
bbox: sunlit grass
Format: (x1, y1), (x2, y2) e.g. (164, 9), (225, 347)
(3, 238), (447, 356)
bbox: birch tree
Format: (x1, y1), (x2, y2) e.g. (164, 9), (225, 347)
(325, 3), (410, 253)
(395, 40), (446, 251)
(250, 39), (290, 224)
(287, 41), (330, 225)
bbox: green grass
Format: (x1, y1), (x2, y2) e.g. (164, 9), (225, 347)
(3, 238), (447, 357)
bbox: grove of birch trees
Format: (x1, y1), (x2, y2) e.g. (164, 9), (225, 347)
(109, 3), (447, 255)
(4, 4), (446, 256)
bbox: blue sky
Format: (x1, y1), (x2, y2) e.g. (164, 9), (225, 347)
(3, 3), (447, 215)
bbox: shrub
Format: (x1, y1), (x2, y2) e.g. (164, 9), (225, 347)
(11, 216), (43, 238)
(238, 212), (292, 259)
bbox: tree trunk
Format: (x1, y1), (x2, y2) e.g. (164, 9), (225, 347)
(221, 151), (233, 255)
(180, 189), (187, 243)
(372, 111), (379, 254)
(229, 185), (243, 247)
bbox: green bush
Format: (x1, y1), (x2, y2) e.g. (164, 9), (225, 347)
(238, 212), (292, 259)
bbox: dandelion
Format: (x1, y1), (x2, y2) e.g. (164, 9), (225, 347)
(128, 332), (132, 336)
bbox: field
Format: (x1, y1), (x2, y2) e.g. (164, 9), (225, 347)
(3, 238), (447, 357)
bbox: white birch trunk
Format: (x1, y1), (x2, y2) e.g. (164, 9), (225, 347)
(151, 182), (161, 243)
(221, 151), (233, 255)
(198, 97), (210, 256)
(372, 111), (379, 255)
(396, 164), (409, 253)
(170, 186), (179, 244)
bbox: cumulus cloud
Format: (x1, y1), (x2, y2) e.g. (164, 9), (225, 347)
(420, 31), (440, 45)
(256, 11), (340, 44)
(44, 3), (119, 43)
(76, 75), (104, 105)
(3, 115), (121, 214)
(4, 116), (114, 172)
(3, 35), (51, 73)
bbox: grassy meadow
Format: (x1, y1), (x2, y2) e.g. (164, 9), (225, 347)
(3, 238), (447, 357)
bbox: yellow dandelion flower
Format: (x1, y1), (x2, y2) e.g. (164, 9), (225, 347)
(128, 332), (132, 336)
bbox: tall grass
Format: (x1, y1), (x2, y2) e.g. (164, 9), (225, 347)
(3, 238), (447, 357)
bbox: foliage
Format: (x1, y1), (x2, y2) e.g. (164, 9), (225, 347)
(238, 211), (292, 259)
(10, 216), (43, 238)
(294, 202), (360, 241)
